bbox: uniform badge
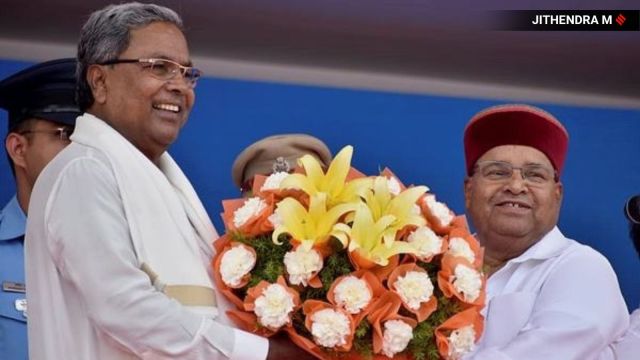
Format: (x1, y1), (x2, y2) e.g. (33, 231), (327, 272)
(2, 281), (26, 293)
(15, 298), (27, 318)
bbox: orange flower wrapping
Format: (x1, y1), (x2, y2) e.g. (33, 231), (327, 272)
(349, 250), (400, 282)
(435, 307), (484, 359)
(228, 276), (300, 337)
(327, 270), (385, 326)
(211, 235), (246, 309)
(437, 255), (486, 308)
(303, 300), (356, 353)
(252, 174), (309, 205)
(387, 263), (438, 322)
(367, 291), (417, 358)
(221, 197), (274, 237)
(445, 228), (484, 270)
(420, 194), (456, 235)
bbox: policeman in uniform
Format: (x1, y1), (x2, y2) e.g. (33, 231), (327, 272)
(231, 133), (332, 196)
(0, 58), (80, 359)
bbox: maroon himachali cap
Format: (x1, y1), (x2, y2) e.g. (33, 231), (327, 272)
(463, 104), (569, 177)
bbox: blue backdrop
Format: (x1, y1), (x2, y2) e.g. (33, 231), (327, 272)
(1, 59), (639, 310)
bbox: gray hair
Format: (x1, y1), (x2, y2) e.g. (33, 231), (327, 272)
(76, 2), (183, 111)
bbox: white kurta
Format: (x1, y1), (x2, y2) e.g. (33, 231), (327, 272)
(466, 227), (629, 360)
(25, 114), (268, 359)
(610, 308), (640, 359)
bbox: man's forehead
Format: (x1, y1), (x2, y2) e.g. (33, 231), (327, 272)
(478, 145), (554, 167)
(123, 22), (190, 62)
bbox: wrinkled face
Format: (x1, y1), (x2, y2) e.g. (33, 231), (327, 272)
(464, 145), (563, 260)
(93, 21), (195, 160)
(20, 119), (72, 186)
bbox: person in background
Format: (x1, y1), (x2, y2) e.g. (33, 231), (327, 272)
(462, 104), (628, 359)
(0, 58), (79, 360)
(610, 195), (640, 358)
(24, 3), (309, 359)
(232, 133), (332, 197)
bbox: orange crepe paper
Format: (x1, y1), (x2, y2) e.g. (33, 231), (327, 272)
(221, 197), (275, 237)
(387, 263), (438, 322)
(226, 309), (275, 338)
(348, 250), (400, 282)
(212, 236), (249, 309)
(367, 291), (418, 357)
(327, 270), (386, 327)
(420, 194), (456, 235)
(241, 276), (301, 334)
(252, 174), (310, 205)
(437, 255), (486, 308)
(346, 167), (367, 181)
(449, 215), (470, 233)
(445, 228), (484, 270)
(380, 168), (407, 191)
(282, 326), (328, 360)
(302, 300), (356, 353)
(399, 225), (449, 263)
(435, 307), (484, 359)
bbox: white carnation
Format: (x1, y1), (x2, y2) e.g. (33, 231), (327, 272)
(448, 237), (475, 264)
(386, 176), (402, 196)
(233, 197), (267, 228)
(382, 319), (413, 358)
(407, 226), (443, 259)
(424, 195), (453, 226)
(268, 212), (282, 227)
(451, 265), (482, 302)
(447, 325), (476, 360)
(393, 271), (434, 310)
(284, 247), (323, 286)
(254, 283), (296, 329)
(333, 276), (372, 314)
(310, 308), (351, 348)
(261, 171), (290, 191)
(220, 245), (256, 287)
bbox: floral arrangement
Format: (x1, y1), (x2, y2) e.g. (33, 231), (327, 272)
(213, 146), (485, 359)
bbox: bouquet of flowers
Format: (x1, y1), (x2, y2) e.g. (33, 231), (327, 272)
(213, 146), (485, 359)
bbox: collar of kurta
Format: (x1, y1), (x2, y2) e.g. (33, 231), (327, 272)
(506, 226), (571, 264)
(0, 195), (26, 241)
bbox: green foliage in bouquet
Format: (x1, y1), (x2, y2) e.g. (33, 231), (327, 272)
(407, 260), (462, 360)
(233, 233), (292, 294)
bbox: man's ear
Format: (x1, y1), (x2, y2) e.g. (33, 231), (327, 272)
(87, 64), (108, 104)
(555, 181), (563, 201)
(464, 177), (473, 210)
(5, 132), (28, 170)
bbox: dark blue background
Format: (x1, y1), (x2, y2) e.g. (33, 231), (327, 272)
(2, 59), (638, 310)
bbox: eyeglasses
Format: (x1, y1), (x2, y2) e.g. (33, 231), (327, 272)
(625, 195), (640, 225)
(474, 160), (558, 185)
(19, 127), (74, 141)
(98, 58), (202, 88)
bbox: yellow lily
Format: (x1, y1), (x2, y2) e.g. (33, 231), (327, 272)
(345, 203), (419, 267)
(271, 193), (357, 250)
(280, 145), (373, 207)
(360, 176), (428, 247)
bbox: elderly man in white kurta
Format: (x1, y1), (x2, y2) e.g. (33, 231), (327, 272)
(24, 3), (308, 360)
(461, 104), (629, 360)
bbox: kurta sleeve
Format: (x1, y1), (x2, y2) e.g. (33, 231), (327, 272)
(467, 248), (629, 360)
(44, 156), (268, 359)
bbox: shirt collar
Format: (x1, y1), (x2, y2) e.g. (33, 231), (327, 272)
(506, 226), (570, 264)
(0, 195), (27, 241)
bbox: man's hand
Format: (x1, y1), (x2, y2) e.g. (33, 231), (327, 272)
(267, 332), (315, 359)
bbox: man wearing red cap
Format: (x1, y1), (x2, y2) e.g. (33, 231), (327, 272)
(462, 104), (628, 359)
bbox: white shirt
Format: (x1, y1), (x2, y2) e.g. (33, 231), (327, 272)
(467, 227), (629, 360)
(610, 308), (640, 359)
(25, 131), (268, 359)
